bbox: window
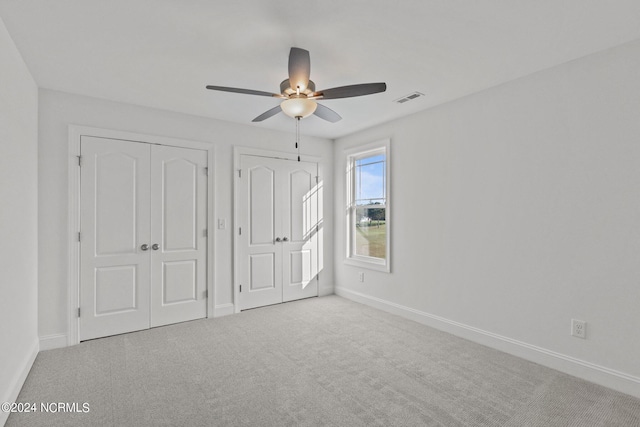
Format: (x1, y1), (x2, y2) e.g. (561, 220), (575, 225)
(345, 139), (390, 272)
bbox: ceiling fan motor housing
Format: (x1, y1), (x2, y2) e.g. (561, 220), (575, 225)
(280, 79), (316, 96)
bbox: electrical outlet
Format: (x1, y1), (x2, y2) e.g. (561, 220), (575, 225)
(571, 319), (586, 339)
(358, 272), (364, 282)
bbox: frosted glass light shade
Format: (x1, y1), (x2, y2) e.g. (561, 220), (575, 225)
(280, 98), (317, 119)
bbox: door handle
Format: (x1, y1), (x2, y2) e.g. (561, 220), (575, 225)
(275, 237), (282, 243)
(140, 244), (149, 251)
(282, 237), (289, 242)
(152, 243), (160, 251)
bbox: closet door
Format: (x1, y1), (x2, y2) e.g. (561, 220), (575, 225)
(80, 137), (151, 341)
(237, 155), (319, 311)
(150, 145), (208, 327)
(80, 137), (208, 341)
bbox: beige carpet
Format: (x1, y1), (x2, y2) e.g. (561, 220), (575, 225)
(7, 295), (640, 426)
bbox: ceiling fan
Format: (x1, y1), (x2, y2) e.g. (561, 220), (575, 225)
(206, 47), (387, 123)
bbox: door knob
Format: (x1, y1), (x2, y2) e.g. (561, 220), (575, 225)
(275, 237), (282, 243)
(152, 243), (160, 250)
(140, 244), (149, 251)
(282, 237), (289, 242)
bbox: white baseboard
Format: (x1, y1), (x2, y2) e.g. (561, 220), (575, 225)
(335, 286), (640, 399)
(39, 333), (68, 351)
(213, 303), (234, 318)
(1, 338), (39, 427)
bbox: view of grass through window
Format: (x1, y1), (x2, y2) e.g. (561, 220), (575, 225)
(354, 153), (386, 259)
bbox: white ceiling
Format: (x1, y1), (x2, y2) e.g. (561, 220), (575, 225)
(1, 0), (640, 139)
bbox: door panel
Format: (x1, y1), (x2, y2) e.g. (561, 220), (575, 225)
(250, 253), (276, 290)
(289, 169), (312, 242)
(162, 158), (200, 251)
(150, 145), (207, 327)
(80, 136), (151, 341)
(95, 152), (139, 255)
(162, 260), (197, 304)
(94, 266), (138, 314)
(249, 166), (276, 245)
(289, 250), (311, 285)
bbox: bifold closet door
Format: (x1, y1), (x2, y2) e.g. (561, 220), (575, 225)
(80, 137), (207, 341)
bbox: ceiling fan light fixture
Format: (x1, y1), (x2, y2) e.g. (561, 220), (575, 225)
(280, 98), (317, 119)
(206, 48), (385, 123)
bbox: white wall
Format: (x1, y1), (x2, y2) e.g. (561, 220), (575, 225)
(38, 89), (334, 343)
(334, 39), (640, 397)
(0, 16), (39, 426)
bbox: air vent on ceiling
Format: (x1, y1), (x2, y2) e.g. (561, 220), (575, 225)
(394, 92), (425, 104)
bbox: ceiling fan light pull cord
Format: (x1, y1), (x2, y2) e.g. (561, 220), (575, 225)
(296, 116), (301, 162)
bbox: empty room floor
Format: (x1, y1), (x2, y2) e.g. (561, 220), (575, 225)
(7, 296), (640, 426)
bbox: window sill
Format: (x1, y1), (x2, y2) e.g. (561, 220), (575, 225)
(344, 257), (390, 273)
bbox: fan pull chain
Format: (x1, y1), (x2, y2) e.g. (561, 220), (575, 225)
(296, 116), (301, 162)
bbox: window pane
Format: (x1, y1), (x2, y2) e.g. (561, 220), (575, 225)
(354, 206), (386, 259)
(355, 154), (385, 205)
(355, 154), (385, 167)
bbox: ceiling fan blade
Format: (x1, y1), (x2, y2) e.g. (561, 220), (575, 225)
(288, 47), (311, 92)
(312, 82), (387, 100)
(313, 103), (342, 123)
(206, 85), (285, 99)
(252, 105), (282, 122)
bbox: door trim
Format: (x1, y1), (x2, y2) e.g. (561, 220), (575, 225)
(233, 146), (323, 314)
(68, 125), (215, 346)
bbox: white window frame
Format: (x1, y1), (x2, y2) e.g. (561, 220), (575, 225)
(344, 138), (391, 272)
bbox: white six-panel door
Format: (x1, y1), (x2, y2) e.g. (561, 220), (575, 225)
(238, 155), (319, 310)
(80, 136), (207, 341)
